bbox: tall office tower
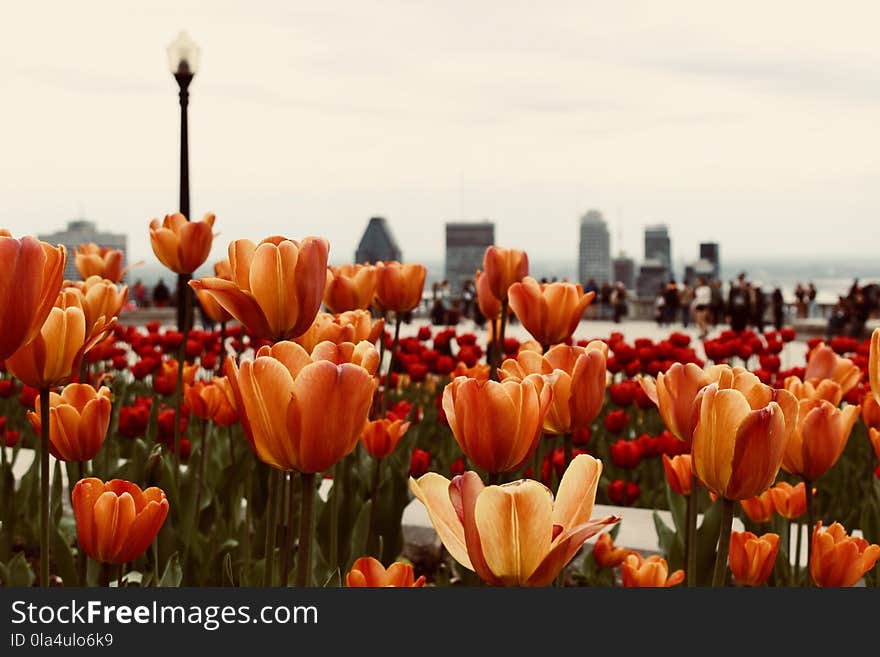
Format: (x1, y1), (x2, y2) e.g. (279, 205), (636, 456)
(612, 255), (635, 291)
(644, 224), (672, 276)
(445, 221), (495, 295)
(699, 242), (720, 280)
(355, 216), (402, 264)
(578, 210), (611, 286)
(39, 218), (128, 282)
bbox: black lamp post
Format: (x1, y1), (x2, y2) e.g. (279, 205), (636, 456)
(167, 31), (200, 333)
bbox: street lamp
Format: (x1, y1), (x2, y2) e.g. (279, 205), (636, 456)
(167, 31), (200, 333)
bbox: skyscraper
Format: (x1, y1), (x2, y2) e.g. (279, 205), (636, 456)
(355, 217), (402, 264)
(578, 210), (611, 286)
(644, 224), (672, 275)
(445, 221), (495, 295)
(612, 255), (635, 291)
(39, 218), (127, 282)
(699, 242), (720, 280)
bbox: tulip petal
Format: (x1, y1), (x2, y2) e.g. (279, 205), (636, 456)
(474, 480), (553, 586)
(408, 474), (472, 570)
(552, 454), (602, 531)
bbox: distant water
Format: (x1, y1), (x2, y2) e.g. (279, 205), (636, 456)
(125, 256), (879, 306)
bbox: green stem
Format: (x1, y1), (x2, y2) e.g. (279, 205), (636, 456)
(296, 472), (317, 587)
(39, 386), (51, 588)
(804, 478), (813, 587)
(263, 469), (280, 586)
(490, 299), (510, 381)
(367, 458), (383, 556)
(173, 296), (191, 485)
(329, 460), (342, 570)
(712, 497), (735, 587)
(194, 420), (210, 528)
(685, 475), (698, 587)
(487, 472), (501, 486)
(101, 562), (111, 588)
(243, 469), (252, 578)
(381, 315), (402, 417)
(281, 472), (296, 586)
(372, 312), (387, 419)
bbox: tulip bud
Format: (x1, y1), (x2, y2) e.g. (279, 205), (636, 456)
(729, 531), (779, 586)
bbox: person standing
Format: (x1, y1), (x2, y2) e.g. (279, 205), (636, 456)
(751, 282), (767, 333)
(679, 283), (694, 328)
(663, 279), (680, 326)
(807, 282), (817, 318)
(771, 288), (785, 331)
(612, 281), (628, 324)
(693, 277), (712, 338)
(654, 284), (666, 326)
(728, 275), (752, 333)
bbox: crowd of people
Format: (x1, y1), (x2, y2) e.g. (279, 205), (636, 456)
(649, 273), (784, 339)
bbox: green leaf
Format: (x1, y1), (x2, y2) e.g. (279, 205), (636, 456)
(5, 552), (35, 587)
(695, 497), (724, 586)
(51, 526), (79, 586)
(158, 552), (182, 587)
(223, 552), (235, 587)
(51, 460), (64, 525)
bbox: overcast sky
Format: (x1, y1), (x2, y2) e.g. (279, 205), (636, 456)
(2, 1), (878, 270)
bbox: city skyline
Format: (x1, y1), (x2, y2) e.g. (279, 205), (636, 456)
(4, 2), (880, 270)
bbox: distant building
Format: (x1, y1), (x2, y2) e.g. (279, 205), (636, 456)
(636, 258), (669, 299)
(355, 216), (402, 264)
(684, 258), (716, 286)
(612, 255), (635, 291)
(578, 210), (611, 286)
(644, 224), (672, 276)
(699, 242), (720, 280)
(445, 221), (494, 295)
(39, 219), (127, 282)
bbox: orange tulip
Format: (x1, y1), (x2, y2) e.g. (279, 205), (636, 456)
(781, 399), (859, 480)
(74, 243), (125, 283)
(740, 490), (775, 524)
(768, 481), (807, 520)
(451, 362), (491, 382)
(0, 233), (66, 361)
(72, 478), (169, 565)
(409, 455), (618, 586)
(662, 454), (693, 496)
(804, 343), (861, 397)
(691, 381), (795, 500)
(728, 531), (779, 586)
(475, 270), (502, 322)
(500, 342), (607, 435)
(27, 384), (112, 462)
(360, 418), (411, 459)
(374, 261), (427, 314)
(782, 375), (843, 406)
(442, 374), (552, 473)
(5, 305), (110, 389)
(154, 360), (198, 397)
(294, 310), (384, 354)
(621, 554), (685, 587)
(862, 392), (880, 430)
(508, 277), (594, 347)
(871, 328), (880, 405)
(149, 212), (215, 275)
(226, 340), (378, 473)
(639, 363), (727, 445)
(591, 532), (633, 569)
(483, 246), (529, 301)
(63, 277), (128, 335)
(810, 522), (880, 587)
(190, 236), (329, 342)
(345, 557), (425, 587)
(869, 428), (880, 462)
(324, 264), (377, 313)
(185, 378), (238, 427)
